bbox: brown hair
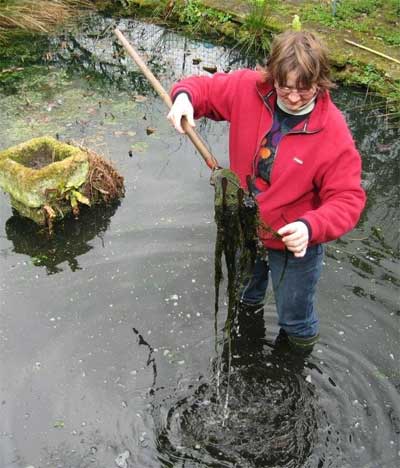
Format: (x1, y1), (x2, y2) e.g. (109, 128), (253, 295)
(262, 31), (335, 91)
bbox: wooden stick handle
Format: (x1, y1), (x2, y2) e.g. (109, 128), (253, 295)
(344, 39), (400, 65)
(114, 28), (220, 170)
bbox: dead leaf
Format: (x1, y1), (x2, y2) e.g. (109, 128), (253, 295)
(203, 65), (217, 74)
(146, 127), (156, 135)
(134, 95), (148, 103)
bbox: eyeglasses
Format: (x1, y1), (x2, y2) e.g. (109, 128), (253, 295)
(275, 84), (317, 98)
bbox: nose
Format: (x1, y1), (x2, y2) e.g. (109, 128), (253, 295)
(287, 91), (301, 103)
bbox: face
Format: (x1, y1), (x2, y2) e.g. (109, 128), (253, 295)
(274, 70), (318, 111)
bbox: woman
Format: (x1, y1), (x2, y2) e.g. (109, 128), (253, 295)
(167, 31), (366, 353)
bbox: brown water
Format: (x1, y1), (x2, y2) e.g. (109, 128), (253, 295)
(0, 17), (399, 468)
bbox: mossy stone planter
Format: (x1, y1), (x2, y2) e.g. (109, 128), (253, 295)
(0, 136), (124, 229)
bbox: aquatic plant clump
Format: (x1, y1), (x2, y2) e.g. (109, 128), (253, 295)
(212, 169), (267, 316)
(0, 136), (124, 230)
(211, 167), (285, 336)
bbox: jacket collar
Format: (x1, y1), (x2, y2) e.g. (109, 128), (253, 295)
(256, 77), (330, 133)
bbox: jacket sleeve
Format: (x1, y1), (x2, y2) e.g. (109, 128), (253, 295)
(301, 141), (366, 244)
(171, 70), (246, 122)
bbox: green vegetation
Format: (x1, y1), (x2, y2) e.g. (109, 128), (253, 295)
(0, 1), (93, 93)
(117, 0), (232, 35)
(338, 59), (400, 121)
(176, 0), (232, 30)
(148, 0), (235, 40)
(300, 0), (400, 46)
(236, 0), (273, 56)
(0, 0), (92, 42)
(0, 0), (398, 111)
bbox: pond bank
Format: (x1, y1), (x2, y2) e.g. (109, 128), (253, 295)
(108, 0), (399, 109)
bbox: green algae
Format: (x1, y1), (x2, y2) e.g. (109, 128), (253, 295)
(0, 67), (141, 146)
(212, 169), (261, 321)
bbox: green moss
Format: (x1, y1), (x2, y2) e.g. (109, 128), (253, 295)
(0, 136), (125, 227)
(2, 136), (82, 167)
(0, 137), (89, 224)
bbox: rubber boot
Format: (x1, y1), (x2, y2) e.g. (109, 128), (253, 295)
(274, 328), (319, 358)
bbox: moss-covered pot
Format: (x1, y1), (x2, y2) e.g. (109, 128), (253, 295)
(0, 136), (124, 227)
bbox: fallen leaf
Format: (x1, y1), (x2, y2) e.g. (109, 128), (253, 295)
(203, 65), (217, 74)
(146, 127), (156, 135)
(134, 95), (147, 103)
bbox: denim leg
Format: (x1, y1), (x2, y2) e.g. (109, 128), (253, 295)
(268, 245), (324, 339)
(240, 254), (269, 305)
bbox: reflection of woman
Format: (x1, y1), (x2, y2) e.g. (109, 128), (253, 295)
(168, 31), (366, 353)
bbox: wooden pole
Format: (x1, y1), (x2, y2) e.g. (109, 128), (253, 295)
(344, 39), (400, 65)
(114, 28), (220, 171)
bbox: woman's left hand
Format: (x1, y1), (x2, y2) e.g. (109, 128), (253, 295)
(277, 221), (309, 257)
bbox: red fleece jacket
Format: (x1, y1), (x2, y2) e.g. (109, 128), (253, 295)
(172, 69), (366, 250)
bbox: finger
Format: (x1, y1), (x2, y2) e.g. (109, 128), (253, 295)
(176, 119), (185, 134)
(282, 234), (308, 247)
(282, 231), (303, 242)
(285, 236), (307, 247)
(294, 248), (307, 258)
(277, 226), (294, 237)
(285, 239), (307, 251)
(186, 112), (195, 127)
(167, 111), (185, 134)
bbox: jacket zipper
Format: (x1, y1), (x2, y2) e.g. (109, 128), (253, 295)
(253, 88), (320, 182)
(252, 89), (274, 177)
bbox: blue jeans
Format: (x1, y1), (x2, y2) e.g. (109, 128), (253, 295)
(240, 245), (324, 339)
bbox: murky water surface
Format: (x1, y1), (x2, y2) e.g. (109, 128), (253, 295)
(0, 16), (399, 468)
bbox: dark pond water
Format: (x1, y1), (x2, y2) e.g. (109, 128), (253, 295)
(0, 16), (399, 468)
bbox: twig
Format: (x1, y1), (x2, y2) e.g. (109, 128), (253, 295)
(344, 39), (400, 65)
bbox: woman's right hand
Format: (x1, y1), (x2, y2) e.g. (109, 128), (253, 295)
(167, 93), (195, 134)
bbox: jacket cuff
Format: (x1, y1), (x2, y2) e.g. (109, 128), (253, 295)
(297, 218), (313, 241)
(172, 90), (192, 103)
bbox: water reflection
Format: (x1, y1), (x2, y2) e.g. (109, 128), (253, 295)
(5, 202), (120, 274)
(53, 16), (246, 91)
(332, 87), (400, 257)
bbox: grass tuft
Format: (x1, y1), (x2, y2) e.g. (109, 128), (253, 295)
(0, 0), (92, 42)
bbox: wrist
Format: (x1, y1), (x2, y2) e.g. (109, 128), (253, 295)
(172, 91), (192, 104)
